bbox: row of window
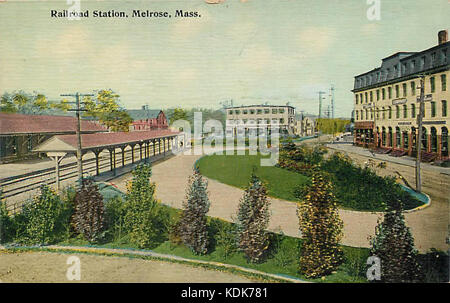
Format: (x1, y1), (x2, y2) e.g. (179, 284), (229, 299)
(227, 108), (293, 115)
(356, 100), (448, 121)
(356, 49), (448, 88)
(355, 75), (447, 104)
(228, 118), (286, 124)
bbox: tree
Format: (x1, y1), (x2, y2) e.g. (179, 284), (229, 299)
(82, 89), (132, 132)
(298, 171), (344, 278)
(0, 91), (51, 115)
(123, 164), (160, 248)
(169, 108), (188, 124)
(236, 172), (271, 263)
(179, 168), (211, 254)
(72, 178), (105, 243)
(20, 185), (69, 245)
(369, 199), (422, 282)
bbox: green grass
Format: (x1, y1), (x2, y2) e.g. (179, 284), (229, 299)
(197, 153), (310, 202)
(57, 220), (369, 283)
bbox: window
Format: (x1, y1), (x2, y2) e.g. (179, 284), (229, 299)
(279, 118), (284, 124)
(228, 110), (233, 115)
(250, 109), (255, 114)
(279, 108), (285, 114)
(396, 127), (401, 148)
(431, 101), (436, 117)
(411, 60), (416, 71)
(395, 85), (399, 98)
(402, 63), (407, 74)
(365, 92), (368, 103)
(403, 83), (407, 96)
(356, 111), (359, 120)
(376, 89), (380, 101)
(235, 110), (240, 114)
(370, 91), (373, 102)
(388, 87), (392, 99)
(382, 88), (385, 99)
(370, 108), (373, 119)
(442, 74), (447, 91)
(411, 104), (416, 118)
(264, 108), (270, 114)
(356, 95), (359, 104)
(382, 107), (385, 120)
(272, 109), (277, 114)
(243, 110), (248, 114)
(388, 107), (392, 119)
(421, 56), (426, 69)
(403, 104), (407, 118)
(411, 81), (416, 95)
(361, 110), (364, 120)
(442, 100), (447, 117)
(431, 52), (436, 66)
(257, 109), (262, 114)
(442, 49), (448, 64)
(430, 77), (435, 93)
(396, 105), (400, 119)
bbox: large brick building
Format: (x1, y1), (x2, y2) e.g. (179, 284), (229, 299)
(127, 106), (168, 131)
(352, 30), (450, 160)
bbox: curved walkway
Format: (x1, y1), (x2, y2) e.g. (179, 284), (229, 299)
(111, 152), (449, 252)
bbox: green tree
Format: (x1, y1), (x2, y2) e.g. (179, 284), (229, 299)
(169, 108), (188, 124)
(179, 168), (211, 254)
(123, 164), (162, 248)
(72, 178), (105, 243)
(19, 185), (71, 245)
(0, 91), (51, 114)
(82, 89), (132, 132)
(298, 171), (344, 278)
(369, 199), (422, 282)
(236, 173), (271, 263)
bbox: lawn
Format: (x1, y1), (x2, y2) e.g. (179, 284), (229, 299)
(196, 153), (310, 201)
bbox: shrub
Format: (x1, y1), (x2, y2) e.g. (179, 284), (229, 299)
(272, 235), (298, 267)
(18, 185), (71, 245)
(72, 178), (105, 243)
(123, 163), (163, 249)
(342, 247), (370, 281)
(0, 196), (14, 244)
(236, 173), (271, 263)
(104, 196), (126, 242)
(215, 221), (238, 259)
(418, 249), (449, 283)
(369, 199), (422, 282)
(179, 168), (210, 255)
(298, 171), (344, 278)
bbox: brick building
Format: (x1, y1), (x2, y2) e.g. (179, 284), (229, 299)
(127, 106), (168, 131)
(352, 30), (449, 161)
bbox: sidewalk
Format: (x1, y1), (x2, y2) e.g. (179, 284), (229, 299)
(325, 143), (450, 175)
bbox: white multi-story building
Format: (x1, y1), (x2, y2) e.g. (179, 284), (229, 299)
(225, 105), (295, 137)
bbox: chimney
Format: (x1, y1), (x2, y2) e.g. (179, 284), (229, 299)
(438, 30), (448, 45)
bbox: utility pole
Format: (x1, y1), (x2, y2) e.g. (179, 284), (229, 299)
(415, 75), (426, 193)
(317, 91), (326, 140)
(61, 92), (94, 186)
(330, 85), (335, 119)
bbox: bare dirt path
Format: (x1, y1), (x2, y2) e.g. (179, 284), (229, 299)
(111, 149), (449, 252)
(0, 251), (257, 283)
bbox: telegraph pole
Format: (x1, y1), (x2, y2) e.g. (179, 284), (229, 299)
(317, 91), (326, 140)
(415, 75), (426, 193)
(330, 85), (335, 119)
(60, 92), (94, 186)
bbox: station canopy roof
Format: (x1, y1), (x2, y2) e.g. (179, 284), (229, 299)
(0, 112), (107, 135)
(34, 129), (181, 153)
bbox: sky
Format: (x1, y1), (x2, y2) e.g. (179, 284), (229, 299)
(0, 0), (449, 118)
